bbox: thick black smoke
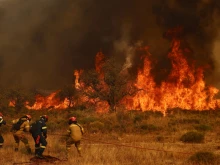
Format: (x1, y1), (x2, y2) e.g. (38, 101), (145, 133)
(0, 0), (219, 89)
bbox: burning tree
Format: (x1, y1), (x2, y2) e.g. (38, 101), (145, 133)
(55, 84), (79, 108)
(7, 27), (220, 115)
(80, 53), (137, 112)
(7, 86), (36, 111)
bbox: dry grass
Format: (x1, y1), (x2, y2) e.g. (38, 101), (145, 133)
(1, 109), (220, 165)
(1, 132), (220, 165)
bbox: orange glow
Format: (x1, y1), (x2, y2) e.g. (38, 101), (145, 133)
(95, 51), (105, 75)
(123, 27), (220, 115)
(8, 27), (220, 114)
(25, 91), (69, 110)
(74, 70), (83, 89)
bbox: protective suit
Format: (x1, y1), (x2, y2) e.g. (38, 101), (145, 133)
(0, 113), (6, 148)
(11, 115), (32, 153)
(30, 115), (48, 159)
(66, 117), (84, 158)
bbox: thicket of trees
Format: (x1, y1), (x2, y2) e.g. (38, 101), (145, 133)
(0, 56), (139, 112)
(80, 56), (138, 112)
(0, 86), (37, 112)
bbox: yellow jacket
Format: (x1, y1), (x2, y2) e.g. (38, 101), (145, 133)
(67, 123), (84, 141)
(0, 117), (6, 134)
(12, 118), (30, 135)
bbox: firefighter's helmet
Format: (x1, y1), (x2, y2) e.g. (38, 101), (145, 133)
(41, 115), (48, 122)
(26, 114), (32, 121)
(69, 116), (77, 122)
(69, 116), (77, 124)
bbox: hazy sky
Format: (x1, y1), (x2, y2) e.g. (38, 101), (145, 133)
(0, 0), (219, 89)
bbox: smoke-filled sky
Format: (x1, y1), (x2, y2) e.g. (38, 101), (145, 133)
(0, 0), (220, 89)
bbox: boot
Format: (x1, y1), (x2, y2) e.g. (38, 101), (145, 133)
(37, 148), (45, 157)
(77, 149), (82, 157)
(35, 148), (40, 156)
(35, 154), (45, 159)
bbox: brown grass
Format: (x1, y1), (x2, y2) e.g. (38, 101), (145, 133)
(1, 109), (220, 165)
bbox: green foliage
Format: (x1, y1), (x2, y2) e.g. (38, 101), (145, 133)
(140, 123), (158, 132)
(133, 115), (143, 124)
(116, 110), (132, 122)
(189, 151), (217, 165)
(138, 120), (159, 132)
(81, 116), (98, 124)
(89, 121), (105, 133)
(168, 118), (200, 125)
(143, 111), (163, 118)
(180, 131), (204, 143)
(194, 124), (212, 132)
(6, 86), (37, 111)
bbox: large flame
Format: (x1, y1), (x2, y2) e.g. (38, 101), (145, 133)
(26, 91), (69, 110)
(9, 27), (220, 113)
(123, 27), (220, 115)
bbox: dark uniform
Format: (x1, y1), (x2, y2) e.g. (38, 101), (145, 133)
(0, 113), (6, 148)
(30, 115), (48, 158)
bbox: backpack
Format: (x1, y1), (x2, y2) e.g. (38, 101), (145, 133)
(29, 121), (38, 134)
(12, 119), (25, 131)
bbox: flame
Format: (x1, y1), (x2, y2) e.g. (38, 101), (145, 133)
(95, 51), (105, 76)
(8, 27), (220, 114)
(74, 70), (83, 89)
(26, 91), (69, 110)
(123, 27), (220, 115)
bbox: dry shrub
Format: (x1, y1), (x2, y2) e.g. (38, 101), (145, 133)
(189, 151), (217, 165)
(194, 124), (212, 132)
(180, 131), (204, 143)
(81, 116), (99, 124)
(89, 121), (105, 133)
(139, 120), (159, 133)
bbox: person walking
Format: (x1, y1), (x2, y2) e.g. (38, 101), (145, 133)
(11, 114), (32, 154)
(66, 116), (84, 159)
(0, 112), (6, 148)
(30, 115), (48, 159)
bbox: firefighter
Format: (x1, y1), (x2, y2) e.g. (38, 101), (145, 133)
(30, 115), (48, 159)
(0, 112), (6, 148)
(66, 116), (84, 159)
(11, 114), (32, 153)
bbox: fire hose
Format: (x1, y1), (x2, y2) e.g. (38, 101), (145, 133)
(11, 132), (195, 164)
(48, 133), (193, 155)
(13, 162), (32, 165)
(5, 124), (195, 155)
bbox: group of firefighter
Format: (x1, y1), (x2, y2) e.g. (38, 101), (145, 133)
(0, 112), (84, 159)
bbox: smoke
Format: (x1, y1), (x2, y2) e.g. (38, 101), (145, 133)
(0, 0), (219, 89)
